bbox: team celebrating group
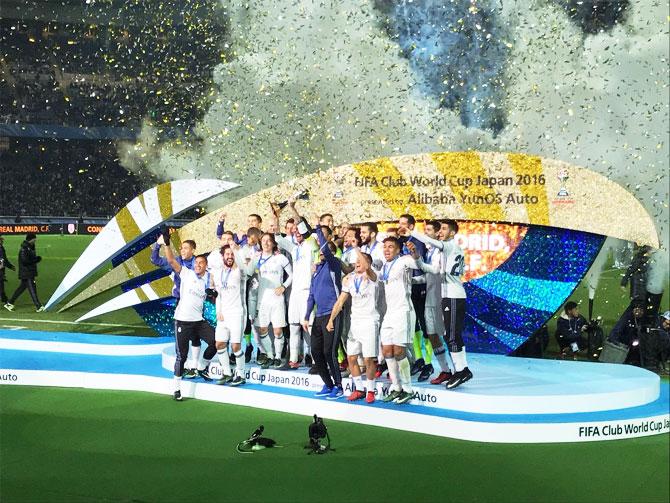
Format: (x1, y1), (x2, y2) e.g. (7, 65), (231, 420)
(155, 196), (472, 404)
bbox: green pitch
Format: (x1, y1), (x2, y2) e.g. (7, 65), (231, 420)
(1, 386), (668, 503)
(0, 234), (669, 502)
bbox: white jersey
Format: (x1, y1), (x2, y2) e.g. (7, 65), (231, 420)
(411, 231), (467, 299)
(341, 246), (359, 266)
(342, 272), (380, 320)
(207, 246), (223, 271)
(423, 246), (443, 308)
(174, 267), (209, 322)
(378, 254), (418, 313)
(277, 235), (317, 291)
(257, 252), (292, 304)
(442, 240), (466, 299)
(361, 240), (384, 268)
(212, 254), (253, 314)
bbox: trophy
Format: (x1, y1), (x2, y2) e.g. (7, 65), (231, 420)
(277, 189), (309, 210)
(557, 168), (570, 197)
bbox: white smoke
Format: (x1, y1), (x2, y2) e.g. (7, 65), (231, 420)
(119, 0), (669, 245)
(496, 0), (669, 245)
(119, 0), (494, 190)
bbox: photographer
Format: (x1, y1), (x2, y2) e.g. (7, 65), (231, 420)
(639, 311), (670, 373)
(610, 244), (651, 342)
(609, 303), (649, 366)
(555, 301), (588, 357)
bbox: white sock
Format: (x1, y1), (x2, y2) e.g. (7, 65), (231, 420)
(273, 336), (284, 360)
(451, 350), (467, 372)
(234, 350), (245, 378)
(398, 357), (412, 393)
(289, 325), (301, 362)
(386, 357), (400, 391)
(366, 377), (376, 393)
(259, 333), (273, 355)
(434, 346), (451, 373)
(197, 358), (211, 371)
(353, 375), (363, 390)
(217, 349), (231, 376)
(251, 325), (261, 347)
(173, 375), (181, 392)
(190, 345), (201, 369)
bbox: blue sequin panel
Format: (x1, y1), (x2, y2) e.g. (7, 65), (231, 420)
(133, 298), (217, 339)
(464, 283), (553, 340)
(464, 227), (605, 354)
(496, 226), (603, 282)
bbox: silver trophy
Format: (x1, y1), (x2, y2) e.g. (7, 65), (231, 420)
(277, 189), (309, 209)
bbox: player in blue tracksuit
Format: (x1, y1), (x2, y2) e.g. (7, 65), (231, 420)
(301, 223), (343, 399)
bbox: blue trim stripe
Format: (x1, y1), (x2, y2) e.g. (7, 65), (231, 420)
(468, 315), (526, 349)
(1, 347), (667, 425)
(0, 349), (167, 377)
(121, 268), (170, 292)
(0, 329), (171, 345)
(464, 322), (516, 354)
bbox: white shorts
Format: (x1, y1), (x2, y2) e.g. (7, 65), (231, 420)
(347, 317), (379, 358)
(288, 288), (310, 325)
(380, 309), (416, 347)
(424, 305), (445, 336)
(257, 296), (286, 328)
(215, 311), (244, 344)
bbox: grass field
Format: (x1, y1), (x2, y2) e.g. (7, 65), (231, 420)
(1, 234), (669, 502)
(1, 386), (669, 503)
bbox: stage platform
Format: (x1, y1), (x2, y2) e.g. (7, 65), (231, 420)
(1, 329), (668, 443)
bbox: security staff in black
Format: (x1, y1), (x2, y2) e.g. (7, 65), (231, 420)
(0, 234), (16, 307)
(7, 232), (44, 311)
(160, 234), (216, 401)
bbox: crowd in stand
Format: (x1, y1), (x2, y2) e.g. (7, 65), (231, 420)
(0, 138), (150, 217)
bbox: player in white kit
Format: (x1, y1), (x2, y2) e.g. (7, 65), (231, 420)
(408, 220), (472, 389)
(327, 250), (380, 403)
(408, 220), (455, 383)
(360, 222), (384, 268)
(160, 235), (216, 401)
(211, 244), (255, 386)
(378, 236), (421, 404)
(254, 233), (293, 368)
(272, 200), (318, 370)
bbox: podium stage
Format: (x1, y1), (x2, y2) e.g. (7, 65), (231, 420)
(1, 329), (668, 443)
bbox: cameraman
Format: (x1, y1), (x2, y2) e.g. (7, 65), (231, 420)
(555, 301), (588, 357)
(639, 311), (670, 373)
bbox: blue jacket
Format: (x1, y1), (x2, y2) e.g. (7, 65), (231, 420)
(150, 244), (195, 298)
(305, 226), (341, 318)
(216, 220), (248, 247)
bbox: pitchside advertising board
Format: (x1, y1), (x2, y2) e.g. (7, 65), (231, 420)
(0, 224), (179, 235)
(0, 223), (105, 235)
